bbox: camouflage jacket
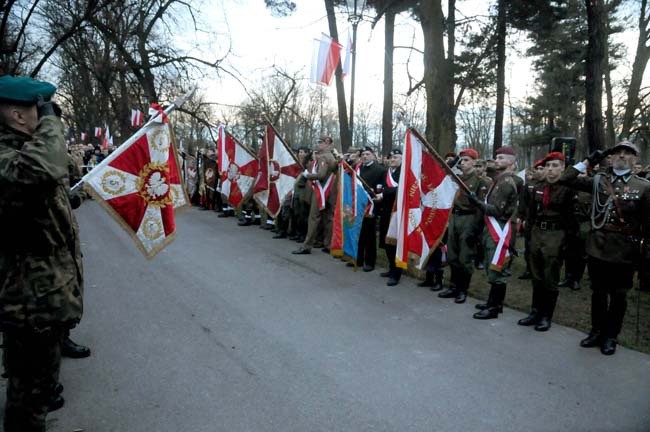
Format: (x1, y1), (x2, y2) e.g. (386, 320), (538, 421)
(0, 116), (83, 331)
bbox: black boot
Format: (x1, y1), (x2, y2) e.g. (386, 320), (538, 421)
(417, 271), (434, 287)
(438, 268), (457, 298)
(535, 291), (558, 332)
(518, 285), (542, 326)
(454, 273), (469, 304)
(473, 284), (503, 319)
(61, 336), (91, 358)
(580, 331), (602, 348)
(431, 270), (444, 291)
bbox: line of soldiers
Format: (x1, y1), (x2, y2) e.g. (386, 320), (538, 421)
(214, 137), (648, 358)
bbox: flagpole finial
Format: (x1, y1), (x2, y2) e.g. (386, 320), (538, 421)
(395, 110), (411, 129)
(172, 85), (197, 109)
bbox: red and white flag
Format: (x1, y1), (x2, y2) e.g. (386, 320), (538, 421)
(80, 132), (87, 141)
(395, 129), (460, 269)
(342, 30), (352, 79)
(217, 125), (259, 209)
(94, 127), (103, 137)
(131, 109), (144, 127)
(253, 123), (302, 218)
(101, 125), (112, 149)
(83, 118), (189, 259)
(310, 33), (342, 86)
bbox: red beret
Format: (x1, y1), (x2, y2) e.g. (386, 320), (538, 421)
(459, 149), (479, 160)
(544, 151), (565, 163)
(534, 159), (545, 168)
(495, 146), (516, 156)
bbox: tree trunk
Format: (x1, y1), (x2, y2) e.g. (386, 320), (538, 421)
(381, 9), (395, 157)
(324, 0), (350, 152)
(603, 30), (616, 147)
(418, 1), (453, 154)
(446, 0), (457, 149)
(585, 0), (607, 152)
(493, 0), (507, 156)
(621, 0), (649, 137)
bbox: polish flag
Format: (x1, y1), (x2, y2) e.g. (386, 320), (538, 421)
(131, 109), (144, 127)
(342, 30), (352, 79)
(80, 132), (87, 141)
(310, 33), (342, 86)
(253, 123), (302, 218)
(395, 129), (460, 269)
(216, 125), (259, 209)
(94, 127), (103, 137)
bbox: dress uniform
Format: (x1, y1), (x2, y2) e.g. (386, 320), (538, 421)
(356, 146), (386, 271)
(378, 149), (402, 285)
(0, 76), (83, 432)
(468, 146), (520, 319)
(518, 159), (546, 280)
(519, 152), (574, 331)
(559, 141), (650, 355)
(438, 148), (491, 303)
(293, 137), (338, 254)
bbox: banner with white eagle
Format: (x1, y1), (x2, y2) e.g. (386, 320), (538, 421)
(83, 120), (189, 258)
(394, 129), (462, 269)
(217, 125), (259, 209)
(253, 123), (302, 218)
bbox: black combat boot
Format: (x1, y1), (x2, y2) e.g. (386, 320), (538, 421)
(61, 336), (91, 358)
(580, 331), (602, 348)
(417, 271), (434, 287)
(473, 283), (504, 319)
(431, 270), (444, 291)
(454, 273), (469, 304)
(438, 268), (457, 298)
(518, 286), (542, 326)
(535, 291), (558, 332)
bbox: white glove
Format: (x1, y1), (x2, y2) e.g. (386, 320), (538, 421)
(303, 169), (309, 177)
(374, 193), (383, 201)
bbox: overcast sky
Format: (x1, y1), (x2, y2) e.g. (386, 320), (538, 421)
(191, 0), (645, 122)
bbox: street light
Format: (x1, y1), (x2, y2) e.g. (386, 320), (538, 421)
(345, 0), (366, 147)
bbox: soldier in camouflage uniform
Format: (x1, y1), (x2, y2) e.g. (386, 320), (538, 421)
(438, 149), (491, 303)
(467, 146), (520, 320)
(0, 76), (83, 431)
(559, 141), (650, 355)
(518, 152), (574, 331)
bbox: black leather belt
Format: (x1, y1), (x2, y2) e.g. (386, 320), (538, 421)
(453, 209), (475, 215)
(535, 221), (564, 231)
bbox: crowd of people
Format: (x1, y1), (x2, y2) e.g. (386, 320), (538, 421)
(193, 134), (649, 360)
(1, 73), (648, 431)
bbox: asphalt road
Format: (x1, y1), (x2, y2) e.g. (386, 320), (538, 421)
(34, 203), (650, 432)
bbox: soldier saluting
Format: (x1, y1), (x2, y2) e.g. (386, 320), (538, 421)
(559, 141), (650, 355)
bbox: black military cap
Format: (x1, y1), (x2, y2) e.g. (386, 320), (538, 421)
(362, 146), (375, 154)
(0, 75), (56, 105)
(389, 149), (402, 156)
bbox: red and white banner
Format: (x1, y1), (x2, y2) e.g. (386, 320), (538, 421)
(253, 123), (302, 218)
(80, 132), (87, 141)
(216, 125), (259, 209)
(131, 109), (144, 127)
(101, 125), (113, 149)
(395, 129), (459, 269)
(83, 121), (189, 258)
(386, 169), (398, 188)
(485, 216), (512, 270)
(94, 127), (103, 137)
(310, 33), (342, 86)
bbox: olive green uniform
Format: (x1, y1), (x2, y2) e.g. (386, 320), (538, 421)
(0, 116), (84, 432)
(303, 149), (338, 250)
(446, 171), (491, 293)
(560, 166), (650, 341)
(526, 181), (575, 325)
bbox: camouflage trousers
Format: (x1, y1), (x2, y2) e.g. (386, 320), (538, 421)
(3, 328), (62, 432)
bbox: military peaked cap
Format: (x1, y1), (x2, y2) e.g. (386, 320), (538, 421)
(389, 149), (402, 156)
(611, 140), (639, 156)
(0, 75), (56, 105)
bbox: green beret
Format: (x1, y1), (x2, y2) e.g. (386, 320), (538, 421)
(0, 75), (56, 105)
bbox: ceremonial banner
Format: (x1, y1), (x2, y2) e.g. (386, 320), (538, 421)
(330, 163), (372, 264)
(216, 125), (259, 209)
(253, 123), (302, 217)
(395, 129), (459, 269)
(131, 109), (144, 127)
(310, 33), (342, 86)
(83, 121), (189, 258)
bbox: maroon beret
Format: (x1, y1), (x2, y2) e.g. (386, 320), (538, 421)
(495, 146), (516, 156)
(534, 159), (545, 168)
(459, 148), (479, 160)
(544, 151), (565, 163)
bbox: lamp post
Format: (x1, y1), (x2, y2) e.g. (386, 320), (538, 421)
(346, 0), (366, 147)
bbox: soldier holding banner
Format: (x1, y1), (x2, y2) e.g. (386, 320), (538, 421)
(356, 146), (386, 271)
(467, 146), (520, 320)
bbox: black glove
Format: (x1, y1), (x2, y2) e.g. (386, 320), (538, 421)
(36, 95), (56, 118)
(587, 149), (613, 166)
(466, 191), (486, 213)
